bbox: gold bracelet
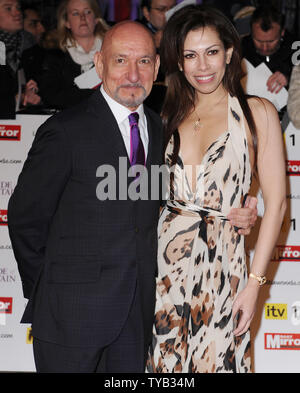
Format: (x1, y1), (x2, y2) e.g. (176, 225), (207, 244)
(249, 272), (267, 286)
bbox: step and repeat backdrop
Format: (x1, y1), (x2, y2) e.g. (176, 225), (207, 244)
(0, 109), (300, 373)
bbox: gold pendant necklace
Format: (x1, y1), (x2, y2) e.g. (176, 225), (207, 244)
(193, 93), (227, 132)
(194, 117), (203, 132)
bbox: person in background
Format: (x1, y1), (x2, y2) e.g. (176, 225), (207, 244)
(139, 0), (176, 113)
(0, 0), (41, 109)
(241, 5), (296, 95)
(140, 0), (175, 49)
(21, 6), (47, 85)
(38, 0), (109, 110)
(23, 6), (45, 43)
(287, 65), (300, 129)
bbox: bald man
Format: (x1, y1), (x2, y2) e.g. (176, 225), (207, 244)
(8, 21), (163, 373)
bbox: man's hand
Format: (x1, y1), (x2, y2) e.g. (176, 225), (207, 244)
(267, 71), (288, 94)
(227, 195), (258, 235)
(23, 79), (41, 106)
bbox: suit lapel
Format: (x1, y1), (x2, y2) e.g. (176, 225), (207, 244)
(86, 90), (161, 172)
(86, 90), (130, 165)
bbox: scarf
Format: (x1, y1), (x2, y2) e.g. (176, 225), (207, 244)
(66, 37), (102, 73)
(0, 30), (23, 73)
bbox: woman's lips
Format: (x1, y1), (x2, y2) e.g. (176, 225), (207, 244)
(195, 74), (215, 83)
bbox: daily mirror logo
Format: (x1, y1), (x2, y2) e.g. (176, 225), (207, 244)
(0, 210), (8, 225)
(265, 333), (300, 350)
(0, 297), (12, 314)
(286, 160), (300, 176)
(271, 245), (300, 262)
(0, 125), (21, 141)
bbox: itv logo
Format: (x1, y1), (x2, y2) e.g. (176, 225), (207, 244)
(265, 303), (287, 320)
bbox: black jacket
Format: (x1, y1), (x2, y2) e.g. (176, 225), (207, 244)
(241, 31), (297, 83)
(21, 44), (46, 82)
(8, 90), (163, 356)
(0, 65), (16, 118)
(38, 48), (95, 110)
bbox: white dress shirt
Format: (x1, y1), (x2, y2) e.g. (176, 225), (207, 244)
(100, 85), (149, 159)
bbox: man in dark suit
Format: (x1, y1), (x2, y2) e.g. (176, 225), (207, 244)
(241, 5), (296, 94)
(8, 20), (257, 373)
(8, 21), (161, 373)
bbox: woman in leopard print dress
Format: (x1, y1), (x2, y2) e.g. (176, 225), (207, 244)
(146, 5), (286, 373)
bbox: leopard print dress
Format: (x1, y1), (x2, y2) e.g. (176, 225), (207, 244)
(146, 94), (252, 373)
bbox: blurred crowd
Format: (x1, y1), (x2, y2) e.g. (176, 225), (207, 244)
(0, 0), (300, 128)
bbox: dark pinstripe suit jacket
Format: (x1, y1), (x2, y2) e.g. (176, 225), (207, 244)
(8, 90), (163, 352)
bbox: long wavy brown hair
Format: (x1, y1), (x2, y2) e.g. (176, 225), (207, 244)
(160, 5), (257, 170)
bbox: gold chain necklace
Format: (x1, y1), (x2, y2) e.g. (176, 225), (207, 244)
(193, 93), (227, 132)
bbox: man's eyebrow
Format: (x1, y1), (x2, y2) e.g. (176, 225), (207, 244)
(253, 37), (277, 42)
(113, 54), (155, 59)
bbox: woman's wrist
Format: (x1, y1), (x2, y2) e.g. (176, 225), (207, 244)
(247, 273), (266, 291)
(249, 272), (267, 286)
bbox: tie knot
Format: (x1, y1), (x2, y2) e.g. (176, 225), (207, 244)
(128, 112), (139, 126)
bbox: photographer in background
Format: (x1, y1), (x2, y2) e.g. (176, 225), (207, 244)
(241, 5), (296, 94)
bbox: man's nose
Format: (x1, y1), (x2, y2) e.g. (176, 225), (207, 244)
(127, 62), (139, 83)
(13, 7), (22, 17)
(38, 22), (45, 34)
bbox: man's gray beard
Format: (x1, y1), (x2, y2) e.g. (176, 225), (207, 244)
(114, 84), (147, 108)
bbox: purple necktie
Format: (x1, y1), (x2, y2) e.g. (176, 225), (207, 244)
(128, 112), (145, 167)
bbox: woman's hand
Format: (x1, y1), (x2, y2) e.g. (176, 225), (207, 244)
(232, 279), (260, 336)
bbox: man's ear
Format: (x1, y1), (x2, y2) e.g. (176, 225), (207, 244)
(154, 54), (160, 81)
(142, 6), (151, 23)
(94, 51), (103, 78)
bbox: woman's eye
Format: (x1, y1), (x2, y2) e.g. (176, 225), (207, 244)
(184, 53), (195, 59)
(208, 49), (219, 55)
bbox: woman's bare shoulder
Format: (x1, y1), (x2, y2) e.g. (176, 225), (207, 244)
(246, 96), (279, 127)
